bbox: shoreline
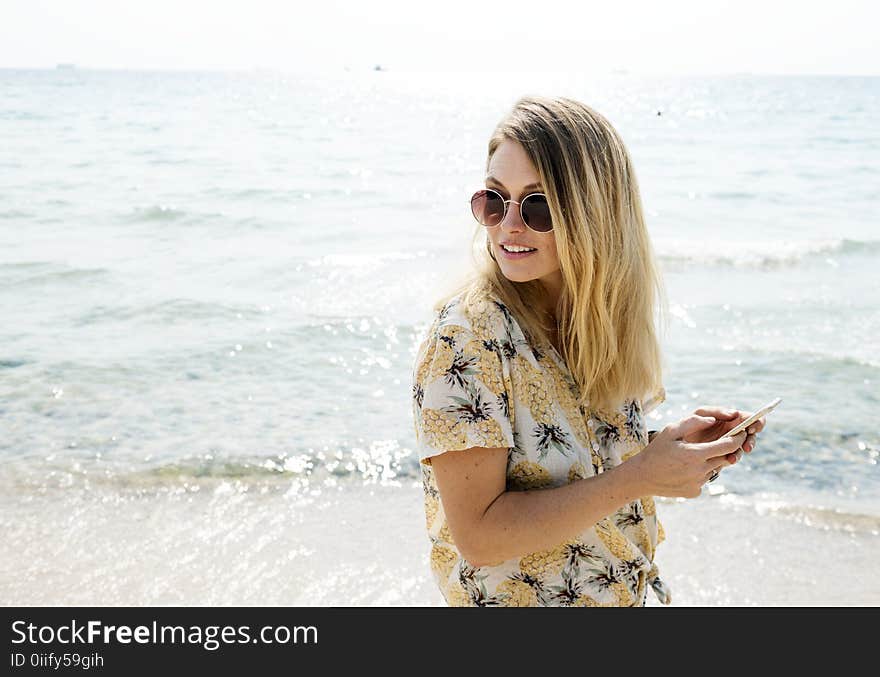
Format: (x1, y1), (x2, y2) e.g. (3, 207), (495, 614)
(1, 481), (877, 606)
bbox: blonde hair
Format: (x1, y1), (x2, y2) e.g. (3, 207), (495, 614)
(435, 95), (668, 413)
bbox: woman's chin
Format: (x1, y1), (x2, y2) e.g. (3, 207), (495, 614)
(500, 269), (539, 283)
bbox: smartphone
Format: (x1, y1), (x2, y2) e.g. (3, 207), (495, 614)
(722, 397), (782, 438)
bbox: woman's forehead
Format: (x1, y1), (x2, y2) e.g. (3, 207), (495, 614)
(487, 140), (541, 189)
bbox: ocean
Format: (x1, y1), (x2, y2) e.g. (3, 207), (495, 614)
(1, 68), (877, 605)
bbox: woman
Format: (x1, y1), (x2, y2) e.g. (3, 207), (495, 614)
(410, 96), (766, 606)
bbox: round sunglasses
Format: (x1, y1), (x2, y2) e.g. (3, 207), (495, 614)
(470, 188), (554, 233)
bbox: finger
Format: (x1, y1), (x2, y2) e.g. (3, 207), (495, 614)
(707, 448), (741, 473)
(696, 430), (747, 460)
(725, 448), (744, 464)
(668, 415), (717, 440)
(747, 416), (766, 435)
(704, 465), (724, 482)
(743, 433), (756, 452)
(694, 407), (738, 420)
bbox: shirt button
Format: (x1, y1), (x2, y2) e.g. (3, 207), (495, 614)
(591, 440), (600, 451)
(587, 419), (595, 428)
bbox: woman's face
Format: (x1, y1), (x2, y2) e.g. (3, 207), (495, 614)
(484, 139), (562, 300)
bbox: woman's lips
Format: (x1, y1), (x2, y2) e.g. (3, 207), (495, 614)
(499, 246), (537, 260)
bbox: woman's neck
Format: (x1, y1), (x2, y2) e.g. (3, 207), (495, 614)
(538, 271), (563, 318)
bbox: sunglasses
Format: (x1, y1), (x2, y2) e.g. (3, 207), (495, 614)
(470, 188), (554, 233)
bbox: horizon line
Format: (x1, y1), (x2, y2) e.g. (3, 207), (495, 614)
(1, 64), (878, 78)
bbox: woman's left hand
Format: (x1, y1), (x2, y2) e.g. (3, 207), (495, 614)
(682, 406), (766, 463)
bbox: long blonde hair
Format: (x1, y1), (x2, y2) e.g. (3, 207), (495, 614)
(436, 95), (668, 413)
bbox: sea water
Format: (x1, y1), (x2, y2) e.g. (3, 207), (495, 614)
(1, 68), (877, 605)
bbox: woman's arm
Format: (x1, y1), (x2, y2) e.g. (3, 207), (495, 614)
(431, 445), (649, 566)
(430, 415), (747, 567)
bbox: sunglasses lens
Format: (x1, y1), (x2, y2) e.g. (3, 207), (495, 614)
(471, 190), (505, 227)
(522, 194), (552, 232)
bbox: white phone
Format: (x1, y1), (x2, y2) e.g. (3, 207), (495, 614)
(722, 397), (782, 438)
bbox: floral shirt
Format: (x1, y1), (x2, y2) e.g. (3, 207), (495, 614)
(411, 288), (670, 606)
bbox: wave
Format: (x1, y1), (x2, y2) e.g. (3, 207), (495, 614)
(0, 358), (30, 369)
(72, 298), (258, 325)
(123, 204), (187, 222)
(656, 237), (880, 268)
(0, 209), (35, 220)
(810, 135), (868, 146)
(301, 251), (427, 269)
(748, 346), (880, 371)
(203, 186), (368, 202)
(707, 191), (759, 200)
(683, 335), (880, 371)
(0, 260), (55, 271)
(7, 455), (880, 537)
(5, 444), (413, 493)
(709, 493), (880, 535)
(0, 110), (49, 121)
(122, 203), (226, 223)
(119, 203), (236, 227)
(0, 262), (110, 288)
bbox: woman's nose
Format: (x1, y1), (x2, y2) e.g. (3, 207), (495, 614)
(499, 201), (525, 231)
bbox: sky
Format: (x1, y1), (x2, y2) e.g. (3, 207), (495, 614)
(1, 0), (878, 75)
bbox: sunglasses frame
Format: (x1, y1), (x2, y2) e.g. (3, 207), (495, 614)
(470, 188), (554, 233)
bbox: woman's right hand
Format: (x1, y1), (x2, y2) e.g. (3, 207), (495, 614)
(631, 415), (748, 498)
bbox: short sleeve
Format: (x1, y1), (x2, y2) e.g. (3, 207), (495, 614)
(642, 384), (666, 416)
(411, 321), (515, 465)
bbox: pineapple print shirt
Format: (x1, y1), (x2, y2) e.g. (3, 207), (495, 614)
(411, 289), (671, 606)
